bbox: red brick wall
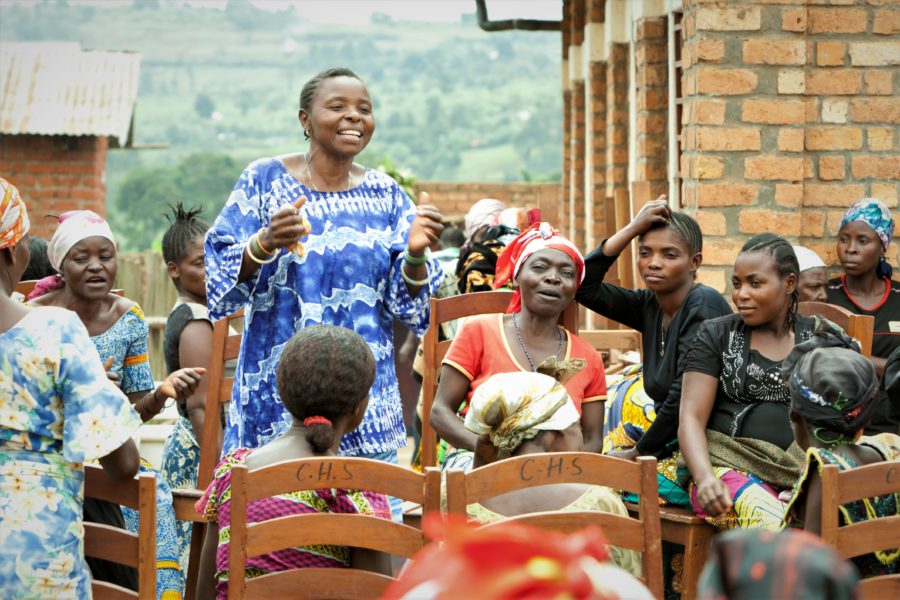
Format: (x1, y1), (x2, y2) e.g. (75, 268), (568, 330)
(1, 134), (108, 239)
(606, 44), (630, 201)
(680, 0), (900, 293)
(412, 181), (550, 223)
(634, 16), (669, 200)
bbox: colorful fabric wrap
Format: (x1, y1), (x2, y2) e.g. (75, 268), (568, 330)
(697, 529), (859, 600)
(493, 222), (585, 313)
(464, 371), (580, 453)
(0, 178), (29, 249)
(840, 198), (895, 278)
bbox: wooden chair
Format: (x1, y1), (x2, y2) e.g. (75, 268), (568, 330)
(83, 464), (157, 600)
(445, 452), (664, 599)
(820, 462), (900, 599)
(798, 301), (874, 357)
(419, 291), (579, 469)
(228, 457), (441, 599)
(197, 307), (243, 490)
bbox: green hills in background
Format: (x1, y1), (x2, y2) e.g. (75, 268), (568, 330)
(1, 0), (563, 250)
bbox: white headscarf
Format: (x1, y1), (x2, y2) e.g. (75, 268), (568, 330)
(48, 210), (116, 271)
(792, 245), (826, 273)
(464, 198), (506, 240)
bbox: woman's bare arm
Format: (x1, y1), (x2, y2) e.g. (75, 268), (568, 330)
(430, 366), (478, 451)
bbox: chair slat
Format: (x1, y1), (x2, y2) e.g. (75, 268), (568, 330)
(242, 457), (426, 503)
(831, 461), (900, 504)
(245, 567), (394, 599)
(798, 301), (874, 357)
(488, 510), (644, 550)
(835, 516), (900, 558)
(84, 523), (139, 567)
(859, 574), (900, 600)
(85, 464), (139, 508)
(246, 514), (423, 559)
(91, 580), (139, 600)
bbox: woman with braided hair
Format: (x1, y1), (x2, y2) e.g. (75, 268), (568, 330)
(782, 333), (899, 576)
(678, 233), (848, 531)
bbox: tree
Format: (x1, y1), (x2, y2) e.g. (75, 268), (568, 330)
(194, 93), (214, 119)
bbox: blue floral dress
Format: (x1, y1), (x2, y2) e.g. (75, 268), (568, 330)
(89, 302), (183, 599)
(0, 307), (142, 599)
(205, 158), (442, 456)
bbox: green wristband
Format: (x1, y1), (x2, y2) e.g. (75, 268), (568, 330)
(403, 249), (428, 265)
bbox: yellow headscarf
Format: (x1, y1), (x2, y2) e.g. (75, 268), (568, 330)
(0, 178), (30, 249)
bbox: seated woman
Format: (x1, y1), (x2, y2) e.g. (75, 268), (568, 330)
(431, 223), (606, 470)
(576, 197), (732, 506)
(792, 245), (828, 303)
(679, 233), (846, 531)
(195, 325), (392, 599)
(29, 209), (204, 598)
(463, 371), (641, 577)
(782, 336), (899, 576)
(826, 198), (900, 433)
(0, 178), (141, 597)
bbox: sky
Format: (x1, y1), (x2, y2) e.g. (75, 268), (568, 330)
(2, 0), (563, 25)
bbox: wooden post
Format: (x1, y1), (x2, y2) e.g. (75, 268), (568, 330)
(613, 188), (634, 292)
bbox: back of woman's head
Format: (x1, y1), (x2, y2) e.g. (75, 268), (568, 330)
(299, 67), (361, 113)
(162, 203), (209, 265)
(642, 211), (703, 255)
(782, 330), (877, 445)
(276, 324), (375, 453)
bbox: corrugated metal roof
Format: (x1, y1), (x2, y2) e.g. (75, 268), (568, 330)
(0, 42), (141, 147)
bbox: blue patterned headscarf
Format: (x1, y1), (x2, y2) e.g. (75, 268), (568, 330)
(840, 198), (895, 278)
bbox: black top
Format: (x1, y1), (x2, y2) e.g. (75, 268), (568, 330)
(576, 245), (733, 457)
(684, 313), (821, 449)
(164, 301), (212, 418)
(827, 276), (900, 434)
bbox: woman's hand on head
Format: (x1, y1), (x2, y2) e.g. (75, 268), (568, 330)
(407, 193), (444, 256)
(630, 196), (670, 235)
(158, 367), (207, 403)
(259, 196), (310, 251)
(696, 475), (733, 517)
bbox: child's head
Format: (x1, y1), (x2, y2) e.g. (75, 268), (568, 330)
(784, 336), (878, 449)
(637, 211), (703, 293)
(732, 233), (798, 333)
(162, 203), (209, 301)
(276, 325), (375, 452)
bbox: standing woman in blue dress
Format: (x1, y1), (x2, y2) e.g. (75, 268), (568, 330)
(205, 68), (444, 519)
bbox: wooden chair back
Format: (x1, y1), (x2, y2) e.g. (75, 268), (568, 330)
(16, 279), (125, 298)
(228, 457), (441, 599)
(83, 464), (157, 600)
(419, 291), (578, 468)
(820, 461), (900, 567)
(798, 301), (874, 357)
(197, 307), (243, 489)
(579, 328), (643, 358)
(445, 453), (663, 598)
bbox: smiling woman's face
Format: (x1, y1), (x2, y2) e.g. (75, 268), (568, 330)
(61, 236), (117, 301)
(516, 249), (578, 318)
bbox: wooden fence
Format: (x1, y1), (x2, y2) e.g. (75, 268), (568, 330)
(116, 252), (177, 381)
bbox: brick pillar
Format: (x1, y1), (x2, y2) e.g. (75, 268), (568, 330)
(634, 16), (669, 199)
(560, 0), (572, 234)
(0, 134), (108, 240)
(606, 43), (629, 202)
(585, 0), (606, 250)
(568, 0), (586, 248)
(681, 0), (899, 293)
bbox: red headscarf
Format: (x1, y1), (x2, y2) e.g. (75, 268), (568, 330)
(493, 222), (585, 313)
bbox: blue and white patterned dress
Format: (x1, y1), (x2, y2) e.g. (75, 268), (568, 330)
(0, 307), (142, 599)
(206, 158), (442, 456)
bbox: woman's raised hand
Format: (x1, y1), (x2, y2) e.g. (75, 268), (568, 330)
(259, 196), (310, 251)
(407, 192), (444, 256)
(157, 367), (207, 403)
(630, 196), (671, 235)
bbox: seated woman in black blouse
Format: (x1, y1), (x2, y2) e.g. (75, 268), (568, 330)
(678, 233), (847, 532)
(576, 197), (731, 505)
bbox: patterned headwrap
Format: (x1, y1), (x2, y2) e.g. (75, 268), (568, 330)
(697, 529), (859, 600)
(840, 198), (895, 278)
(0, 178), (30, 249)
(493, 222), (585, 314)
(383, 516), (652, 600)
(27, 210), (116, 300)
(464, 198), (506, 241)
(464, 372), (581, 453)
(788, 347), (879, 446)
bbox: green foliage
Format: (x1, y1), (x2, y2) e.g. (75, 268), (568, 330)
(366, 155), (417, 201)
(194, 93), (215, 118)
(110, 152), (240, 251)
